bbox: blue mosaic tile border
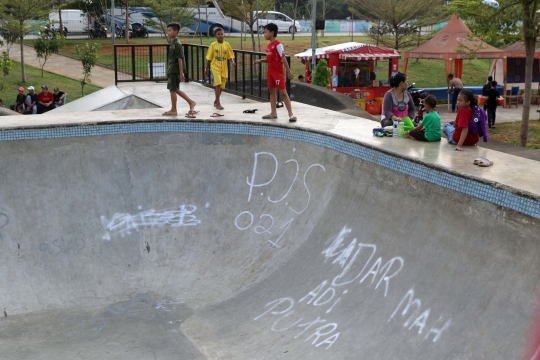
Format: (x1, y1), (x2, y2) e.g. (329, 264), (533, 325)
(1, 121), (539, 219)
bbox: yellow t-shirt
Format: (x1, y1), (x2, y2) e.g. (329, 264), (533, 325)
(206, 41), (234, 78)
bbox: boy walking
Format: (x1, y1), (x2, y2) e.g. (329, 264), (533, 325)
(163, 22), (196, 116)
(204, 27), (235, 110)
(252, 23), (296, 122)
(485, 81), (500, 129)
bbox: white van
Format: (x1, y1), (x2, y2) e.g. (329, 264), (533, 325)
(49, 10), (89, 34)
(251, 11), (301, 34)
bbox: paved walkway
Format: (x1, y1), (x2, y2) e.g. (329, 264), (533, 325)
(3, 42), (540, 123)
(0, 43), (115, 88)
(2, 40), (539, 161)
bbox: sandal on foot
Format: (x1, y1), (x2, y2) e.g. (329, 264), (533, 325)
(185, 114), (196, 118)
(262, 114), (277, 119)
(478, 159), (493, 167)
(276, 101), (284, 108)
(473, 157), (485, 165)
(211, 113), (224, 117)
(289, 116), (297, 122)
(187, 110), (199, 115)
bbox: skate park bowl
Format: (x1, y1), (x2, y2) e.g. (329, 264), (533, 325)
(1, 111), (540, 359)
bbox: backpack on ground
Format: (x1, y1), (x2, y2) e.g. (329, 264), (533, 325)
(468, 106), (489, 142)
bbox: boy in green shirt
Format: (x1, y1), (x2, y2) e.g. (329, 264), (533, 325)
(407, 95), (441, 142)
(163, 22), (197, 116)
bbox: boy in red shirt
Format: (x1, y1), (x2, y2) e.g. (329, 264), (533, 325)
(442, 89), (479, 151)
(37, 85), (55, 114)
(252, 23), (296, 122)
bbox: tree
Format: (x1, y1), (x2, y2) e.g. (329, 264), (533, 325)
(221, 0), (275, 51)
(0, 51), (13, 91)
(33, 34), (65, 76)
(73, 42), (99, 96)
(347, 0), (445, 50)
(445, 0), (521, 47)
(0, 0), (50, 82)
(446, 0), (539, 147)
(143, 0), (196, 41)
(312, 59), (331, 87)
(0, 22), (20, 55)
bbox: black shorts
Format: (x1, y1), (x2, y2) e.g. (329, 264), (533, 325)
(409, 129), (428, 141)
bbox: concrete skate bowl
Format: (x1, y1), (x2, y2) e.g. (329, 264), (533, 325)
(1, 121), (540, 360)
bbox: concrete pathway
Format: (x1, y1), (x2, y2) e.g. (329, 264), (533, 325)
(3, 41), (540, 124)
(0, 43), (115, 88)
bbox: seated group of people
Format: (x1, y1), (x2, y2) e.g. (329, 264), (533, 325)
(9, 85), (68, 114)
(382, 73), (487, 151)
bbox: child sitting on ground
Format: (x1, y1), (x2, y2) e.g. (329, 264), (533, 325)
(406, 95), (441, 142)
(442, 90), (478, 151)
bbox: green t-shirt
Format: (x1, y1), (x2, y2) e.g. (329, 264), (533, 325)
(168, 38), (186, 74)
(421, 111), (441, 142)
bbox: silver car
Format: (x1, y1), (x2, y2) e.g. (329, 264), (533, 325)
(251, 11), (301, 34)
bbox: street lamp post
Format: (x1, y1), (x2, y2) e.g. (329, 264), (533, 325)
(311, 0), (316, 72)
(111, 0), (115, 71)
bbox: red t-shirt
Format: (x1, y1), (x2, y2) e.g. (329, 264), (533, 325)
(38, 91), (54, 104)
(266, 40), (285, 74)
(452, 107), (479, 145)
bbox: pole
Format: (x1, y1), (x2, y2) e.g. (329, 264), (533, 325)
(311, 0), (316, 72)
(111, 0), (115, 72)
(351, 13), (353, 42)
(256, 0), (261, 52)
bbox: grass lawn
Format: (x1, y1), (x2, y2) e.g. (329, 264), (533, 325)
(25, 35), (492, 88)
(0, 61), (101, 108)
(489, 121), (540, 149)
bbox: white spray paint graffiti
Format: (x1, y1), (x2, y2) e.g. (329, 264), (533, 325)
(101, 205), (201, 240)
(236, 150), (326, 248)
(254, 226), (452, 351)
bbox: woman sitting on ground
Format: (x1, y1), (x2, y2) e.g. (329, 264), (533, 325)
(381, 72), (416, 127)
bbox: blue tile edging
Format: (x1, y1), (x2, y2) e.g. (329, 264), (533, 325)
(1, 120), (539, 220)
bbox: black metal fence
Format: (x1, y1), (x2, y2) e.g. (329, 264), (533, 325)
(114, 43), (291, 102)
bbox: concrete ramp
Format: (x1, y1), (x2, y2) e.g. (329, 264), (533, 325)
(51, 85), (161, 113)
(0, 123), (539, 359)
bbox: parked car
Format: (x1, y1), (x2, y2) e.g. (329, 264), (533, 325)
(250, 11), (301, 34)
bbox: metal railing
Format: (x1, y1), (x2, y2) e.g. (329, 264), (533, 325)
(114, 44), (169, 84)
(114, 43), (291, 102)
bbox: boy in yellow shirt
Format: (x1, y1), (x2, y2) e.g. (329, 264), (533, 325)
(204, 27), (236, 110)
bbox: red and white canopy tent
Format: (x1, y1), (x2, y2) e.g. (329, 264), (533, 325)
(404, 14), (506, 84)
(294, 42), (401, 96)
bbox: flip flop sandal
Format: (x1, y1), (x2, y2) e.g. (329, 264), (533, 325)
(478, 159), (493, 167)
(473, 157), (485, 165)
(289, 116), (297, 122)
(211, 113), (224, 117)
(162, 111), (177, 116)
(187, 110), (199, 114)
(262, 114), (278, 119)
(185, 114), (196, 118)
(243, 109), (258, 113)
(276, 101), (284, 108)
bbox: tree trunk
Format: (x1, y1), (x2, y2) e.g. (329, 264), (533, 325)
(58, 8), (64, 38)
(292, 0), (299, 40)
(520, 0), (536, 148)
(251, 28), (256, 51)
(19, 33), (25, 83)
